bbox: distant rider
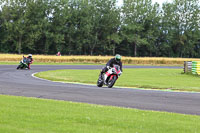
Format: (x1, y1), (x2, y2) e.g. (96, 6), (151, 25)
(56, 51), (61, 56)
(101, 54), (123, 75)
(27, 54), (33, 69)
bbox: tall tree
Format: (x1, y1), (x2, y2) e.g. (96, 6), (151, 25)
(162, 0), (200, 57)
(121, 0), (152, 57)
(1, 0), (27, 54)
(24, 0), (50, 54)
(87, 0), (120, 55)
(0, 7), (3, 52)
(0, 0), (200, 57)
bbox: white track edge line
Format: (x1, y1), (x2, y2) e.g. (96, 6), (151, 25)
(31, 72), (200, 94)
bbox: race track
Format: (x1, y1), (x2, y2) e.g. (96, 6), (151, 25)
(0, 65), (200, 115)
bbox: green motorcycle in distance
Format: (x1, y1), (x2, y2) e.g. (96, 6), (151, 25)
(16, 56), (31, 69)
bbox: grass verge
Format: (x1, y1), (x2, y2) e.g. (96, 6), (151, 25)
(35, 68), (200, 92)
(0, 95), (199, 133)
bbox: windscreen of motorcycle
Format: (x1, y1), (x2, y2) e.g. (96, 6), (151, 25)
(113, 65), (120, 71)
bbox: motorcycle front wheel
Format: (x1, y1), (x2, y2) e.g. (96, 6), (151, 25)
(107, 76), (117, 88)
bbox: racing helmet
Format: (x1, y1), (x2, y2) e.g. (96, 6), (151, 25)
(115, 54), (121, 63)
(28, 54), (32, 58)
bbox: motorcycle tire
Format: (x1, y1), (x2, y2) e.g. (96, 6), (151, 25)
(16, 65), (21, 69)
(97, 74), (104, 87)
(107, 76), (117, 88)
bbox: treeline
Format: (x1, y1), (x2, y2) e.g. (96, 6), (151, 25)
(0, 0), (200, 57)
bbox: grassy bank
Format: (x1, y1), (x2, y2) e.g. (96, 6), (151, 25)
(35, 68), (200, 92)
(1, 53), (200, 65)
(0, 95), (199, 133)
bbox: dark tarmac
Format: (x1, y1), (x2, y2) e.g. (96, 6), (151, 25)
(0, 65), (200, 115)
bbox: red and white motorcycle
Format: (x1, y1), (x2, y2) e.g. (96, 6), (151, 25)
(97, 65), (122, 88)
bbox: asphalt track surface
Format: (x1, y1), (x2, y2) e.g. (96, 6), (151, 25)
(0, 65), (200, 115)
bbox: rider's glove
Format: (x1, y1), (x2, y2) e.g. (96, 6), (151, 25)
(118, 72), (122, 76)
(107, 66), (111, 69)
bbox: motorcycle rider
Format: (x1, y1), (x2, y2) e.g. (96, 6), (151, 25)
(101, 54), (123, 76)
(26, 54), (33, 69)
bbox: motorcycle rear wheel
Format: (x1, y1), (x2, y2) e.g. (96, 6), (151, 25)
(97, 74), (104, 87)
(16, 65), (21, 69)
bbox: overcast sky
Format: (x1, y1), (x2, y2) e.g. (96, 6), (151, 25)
(117, 0), (173, 7)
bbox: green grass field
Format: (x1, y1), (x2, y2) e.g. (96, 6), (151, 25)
(35, 68), (200, 92)
(1, 62), (200, 132)
(0, 95), (199, 133)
